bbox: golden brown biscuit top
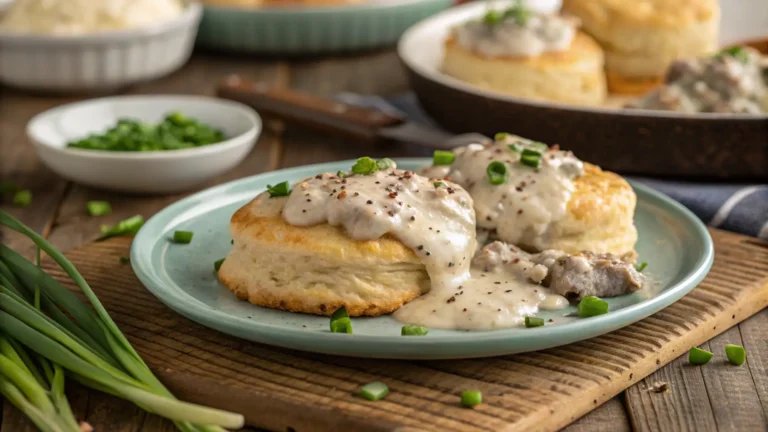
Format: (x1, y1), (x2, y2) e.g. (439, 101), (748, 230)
(563, 0), (718, 27)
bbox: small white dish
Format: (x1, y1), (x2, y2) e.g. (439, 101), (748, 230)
(0, 2), (202, 92)
(27, 95), (262, 194)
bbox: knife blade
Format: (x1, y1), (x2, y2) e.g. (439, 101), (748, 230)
(217, 75), (489, 150)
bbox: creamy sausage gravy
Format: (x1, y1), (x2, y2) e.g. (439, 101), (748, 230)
(454, 6), (577, 58)
(271, 148), (639, 330)
(281, 166), (476, 292)
(394, 242), (569, 330)
(630, 47), (768, 114)
(421, 135), (584, 251)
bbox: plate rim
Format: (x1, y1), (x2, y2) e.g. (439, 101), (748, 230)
(131, 158), (714, 359)
(397, 0), (768, 121)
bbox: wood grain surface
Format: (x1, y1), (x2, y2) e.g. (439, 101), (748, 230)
(2, 49), (767, 432)
(22, 229), (768, 432)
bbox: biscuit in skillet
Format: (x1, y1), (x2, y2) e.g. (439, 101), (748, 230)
(442, 31), (607, 106)
(562, 0), (719, 94)
(218, 194), (430, 317)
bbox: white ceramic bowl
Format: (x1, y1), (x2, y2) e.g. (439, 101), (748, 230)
(0, 3), (202, 92)
(27, 95), (262, 194)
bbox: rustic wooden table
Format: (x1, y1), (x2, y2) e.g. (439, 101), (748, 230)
(1, 51), (766, 432)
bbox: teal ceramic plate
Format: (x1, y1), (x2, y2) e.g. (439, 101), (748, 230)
(197, 0), (454, 54)
(132, 159), (714, 359)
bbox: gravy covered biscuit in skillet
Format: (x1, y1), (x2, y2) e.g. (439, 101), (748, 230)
(422, 134), (638, 257)
(562, 0), (719, 94)
(443, 2), (607, 106)
(218, 159), (477, 317)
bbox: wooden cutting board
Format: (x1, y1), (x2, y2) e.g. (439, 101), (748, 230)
(41, 229), (768, 432)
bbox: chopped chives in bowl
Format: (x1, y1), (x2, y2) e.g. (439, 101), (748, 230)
(66, 112), (225, 152)
(87, 201), (111, 216)
(360, 381), (389, 401)
(172, 231), (194, 244)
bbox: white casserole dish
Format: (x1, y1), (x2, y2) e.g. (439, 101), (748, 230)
(0, 2), (202, 92)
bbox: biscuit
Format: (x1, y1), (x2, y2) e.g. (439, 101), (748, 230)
(442, 31), (607, 106)
(563, 0), (719, 94)
(549, 163), (638, 256)
(218, 196), (430, 317)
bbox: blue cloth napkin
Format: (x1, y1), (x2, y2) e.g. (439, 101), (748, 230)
(337, 92), (768, 239)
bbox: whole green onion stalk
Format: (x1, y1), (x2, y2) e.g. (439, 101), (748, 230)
(0, 211), (245, 432)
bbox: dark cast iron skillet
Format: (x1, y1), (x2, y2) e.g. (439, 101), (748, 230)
(398, 1), (768, 180)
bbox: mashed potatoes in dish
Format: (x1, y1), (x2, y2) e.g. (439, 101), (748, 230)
(0, 0), (184, 35)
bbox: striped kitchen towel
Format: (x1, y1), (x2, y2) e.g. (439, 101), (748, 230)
(337, 92), (768, 239)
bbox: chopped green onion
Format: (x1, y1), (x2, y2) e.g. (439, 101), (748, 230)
(172, 231), (194, 244)
(330, 317), (352, 334)
(719, 46), (749, 63)
(214, 258), (225, 272)
(401, 325), (428, 336)
(520, 149), (542, 168)
(360, 381), (389, 401)
(508, 143), (522, 153)
(13, 190), (32, 207)
(433, 181), (444, 188)
(65, 112), (225, 153)
(336, 170), (348, 178)
(486, 161), (508, 185)
(331, 306), (349, 321)
(267, 181), (291, 198)
(433, 150), (456, 166)
(504, 1), (531, 26)
(376, 158), (396, 170)
(688, 347), (714, 365)
(529, 141), (549, 152)
(495, 132), (510, 141)
(725, 344), (746, 366)
(86, 201), (111, 216)
(99, 215), (144, 240)
(578, 296), (609, 318)
(635, 262), (648, 272)
(351, 157), (378, 175)
(330, 307), (352, 333)
(119, 257), (130, 264)
(460, 390), (482, 407)
(483, 10), (504, 25)
(524, 316), (545, 328)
